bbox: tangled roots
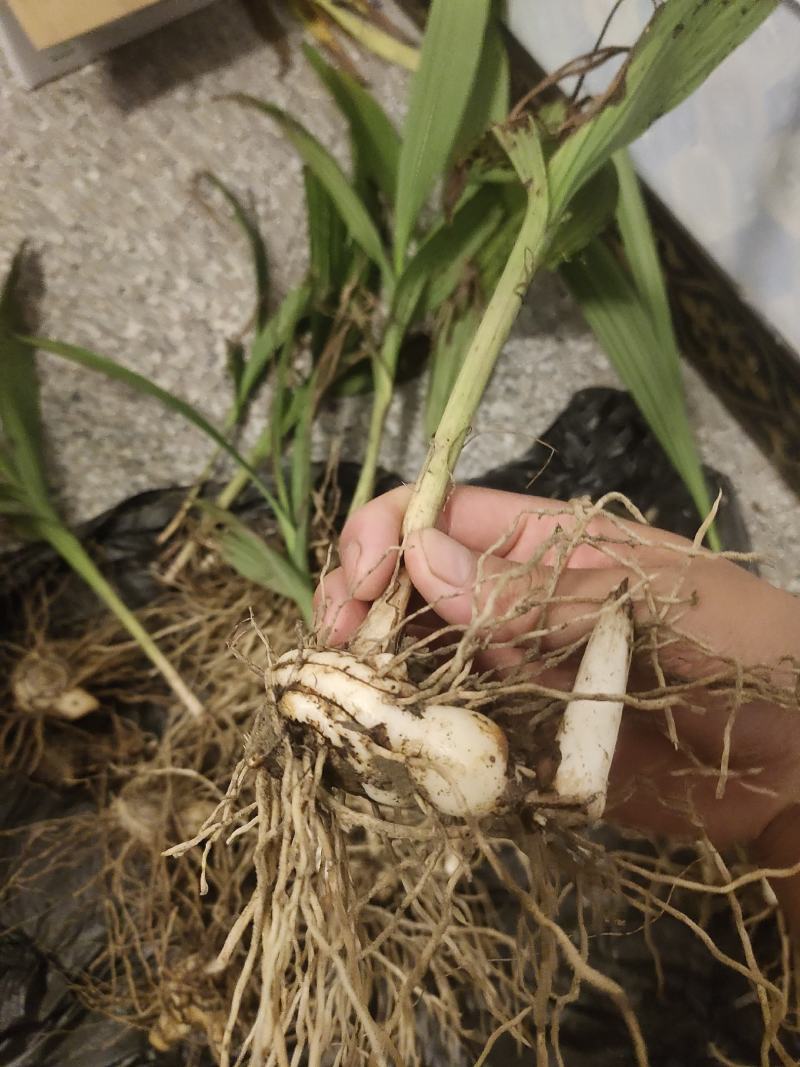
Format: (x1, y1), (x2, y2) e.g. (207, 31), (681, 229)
(172, 494), (800, 1066)
(4, 495), (800, 1065)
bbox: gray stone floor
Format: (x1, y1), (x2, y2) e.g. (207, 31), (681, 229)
(2, 0), (798, 591)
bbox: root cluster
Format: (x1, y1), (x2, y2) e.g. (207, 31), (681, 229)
(2, 495), (799, 1066)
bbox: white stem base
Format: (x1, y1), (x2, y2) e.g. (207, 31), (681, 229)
(553, 584), (633, 821)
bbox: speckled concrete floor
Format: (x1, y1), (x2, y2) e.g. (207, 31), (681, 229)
(1, 0), (798, 590)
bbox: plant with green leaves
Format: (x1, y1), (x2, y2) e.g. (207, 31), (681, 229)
(230, 0), (515, 515)
(16, 160), (371, 628)
(170, 4), (783, 1066)
(310, 0), (723, 543)
(12, 10), (518, 630)
(0, 254), (203, 718)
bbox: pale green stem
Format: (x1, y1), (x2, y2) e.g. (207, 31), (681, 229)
(45, 526), (204, 718)
(348, 321), (405, 516)
(352, 197), (548, 654)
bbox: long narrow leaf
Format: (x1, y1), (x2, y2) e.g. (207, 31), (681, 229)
(228, 95), (393, 286)
(611, 150), (717, 543)
(45, 525), (204, 716)
(304, 44), (401, 205)
(21, 335), (295, 544)
(425, 301), (481, 436)
(613, 150), (674, 353)
(544, 160), (618, 269)
(197, 171), (270, 330)
(473, 202), (526, 292)
(204, 504), (313, 624)
(2, 262), (202, 716)
(0, 251), (55, 518)
(452, 14), (510, 161)
(304, 167), (349, 299)
(421, 188), (507, 316)
(560, 239), (717, 544)
(289, 382), (314, 570)
(238, 281), (312, 410)
(548, 0), (776, 219)
(393, 0), (491, 266)
(397, 185), (505, 328)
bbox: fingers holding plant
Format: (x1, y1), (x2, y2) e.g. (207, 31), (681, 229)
(315, 485), (800, 858)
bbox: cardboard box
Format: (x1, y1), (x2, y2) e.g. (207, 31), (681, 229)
(0, 0), (218, 88)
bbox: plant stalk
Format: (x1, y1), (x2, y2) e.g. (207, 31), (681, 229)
(348, 321), (404, 516)
(352, 177), (549, 653)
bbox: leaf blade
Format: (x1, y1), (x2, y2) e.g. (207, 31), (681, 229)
(613, 149), (674, 354)
(0, 250), (55, 519)
(560, 239), (717, 544)
(303, 43), (401, 205)
(452, 14), (510, 162)
(238, 280), (312, 411)
(21, 334), (294, 541)
(304, 166), (349, 300)
(393, 0), (492, 265)
(197, 171), (270, 330)
(228, 95), (393, 285)
(204, 504), (314, 623)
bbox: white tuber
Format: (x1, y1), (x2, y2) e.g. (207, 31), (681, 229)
(553, 582), (633, 821)
(273, 649), (508, 817)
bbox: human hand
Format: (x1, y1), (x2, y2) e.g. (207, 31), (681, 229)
(315, 485), (800, 926)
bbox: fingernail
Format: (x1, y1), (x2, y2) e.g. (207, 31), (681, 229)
(416, 528), (475, 589)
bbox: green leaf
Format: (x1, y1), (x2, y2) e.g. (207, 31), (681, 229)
(303, 43), (401, 205)
(397, 184), (506, 328)
(560, 238), (718, 547)
(204, 504), (313, 623)
(304, 167), (349, 299)
(197, 171), (270, 330)
(420, 186), (507, 316)
(289, 382), (314, 570)
(228, 95), (393, 286)
(425, 300), (481, 436)
(44, 525), (204, 716)
(269, 332), (295, 518)
(21, 334), (295, 544)
(0, 250), (55, 519)
(472, 200), (526, 291)
(237, 280), (312, 411)
(452, 14), (510, 161)
(393, 0), (492, 266)
(1, 257), (202, 715)
(611, 148), (717, 544)
(548, 0), (776, 220)
(544, 160), (618, 269)
(613, 149), (673, 352)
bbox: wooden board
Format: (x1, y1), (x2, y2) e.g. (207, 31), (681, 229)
(6, 0), (160, 49)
